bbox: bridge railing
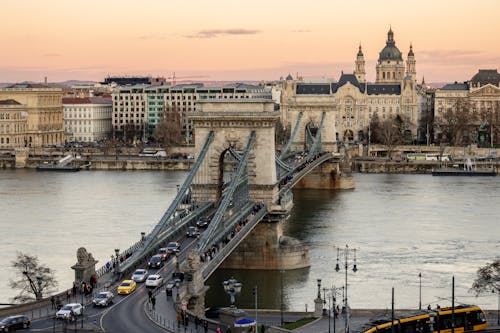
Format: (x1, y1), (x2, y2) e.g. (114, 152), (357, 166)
(201, 203), (267, 280)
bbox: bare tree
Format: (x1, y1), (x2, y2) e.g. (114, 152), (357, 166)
(478, 101), (500, 147)
(374, 116), (404, 158)
(471, 259), (500, 295)
(437, 98), (477, 145)
(153, 104), (182, 148)
(9, 252), (57, 303)
(275, 121), (291, 146)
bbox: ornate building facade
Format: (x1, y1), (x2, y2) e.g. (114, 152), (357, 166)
(0, 84), (64, 147)
(281, 28), (419, 146)
(63, 97), (112, 143)
(434, 69), (500, 145)
(0, 100), (28, 148)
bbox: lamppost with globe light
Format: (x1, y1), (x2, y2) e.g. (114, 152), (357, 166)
(223, 277), (242, 308)
(335, 244), (358, 333)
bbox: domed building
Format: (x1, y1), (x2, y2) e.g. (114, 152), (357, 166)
(280, 27), (420, 148)
(375, 28), (406, 83)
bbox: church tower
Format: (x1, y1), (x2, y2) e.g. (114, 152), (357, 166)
(376, 28), (405, 83)
(406, 44), (416, 82)
(354, 44), (366, 83)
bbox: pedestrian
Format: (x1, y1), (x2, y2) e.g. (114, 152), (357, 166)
(437, 304), (441, 310)
(148, 289), (153, 300)
(72, 282), (77, 297)
(217, 327), (222, 333)
(177, 312), (182, 329)
(50, 296), (55, 309)
(203, 320), (208, 333)
(195, 316), (199, 330)
(66, 289), (71, 301)
(151, 295), (156, 310)
(427, 304), (431, 310)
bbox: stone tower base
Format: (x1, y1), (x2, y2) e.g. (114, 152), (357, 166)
(220, 221), (310, 270)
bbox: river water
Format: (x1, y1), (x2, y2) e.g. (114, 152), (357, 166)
(1, 170), (498, 311)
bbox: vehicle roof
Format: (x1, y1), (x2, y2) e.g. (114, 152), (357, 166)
(134, 269), (147, 273)
(151, 254), (162, 258)
(121, 279), (134, 283)
(64, 303), (81, 307)
(167, 241), (179, 245)
(148, 274), (161, 278)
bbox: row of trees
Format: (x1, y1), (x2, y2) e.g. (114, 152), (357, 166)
(434, 99), (500, 146)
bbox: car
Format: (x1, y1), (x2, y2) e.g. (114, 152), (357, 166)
(117, 280), (137, 295)
(131, 269), (148, 282)
(186, 226), (200, 238)
(196, 217), (210, 228)
(92, 291), (114, 307)
(56, 303), (84, 320)
(145, 274), (164, 288)
(205, 307), (222, 319)
(157, 248), (170, 261)
(0, 315), (31, 330)
(147, 255), (164, 268)
(166, 241), (181, 253)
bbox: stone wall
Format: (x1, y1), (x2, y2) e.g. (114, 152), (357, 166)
(220, 221), (310, 270)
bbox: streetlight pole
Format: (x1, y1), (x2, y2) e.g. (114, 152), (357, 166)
(253, 286), (258, 333)
(335, 244), (358, 333)
(280, 270), (285, 326)
(452, 276), (455, 333)
(419, 273), (422, 310)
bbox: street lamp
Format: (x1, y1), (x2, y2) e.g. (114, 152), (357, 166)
(418, 273), (422, 310)
(223, 277), (242, 308)
(493, 288), (500, 325)
(335, 244), (358, 333)
(114, 248), (120, 273)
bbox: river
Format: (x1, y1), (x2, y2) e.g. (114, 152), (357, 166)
(1, 170), (498, 310)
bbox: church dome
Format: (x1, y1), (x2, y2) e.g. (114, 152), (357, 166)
(378, 28), (403, 62)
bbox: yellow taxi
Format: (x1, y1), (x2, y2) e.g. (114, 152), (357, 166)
(117, 279), (137, 295)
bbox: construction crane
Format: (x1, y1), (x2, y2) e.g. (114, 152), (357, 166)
(166, 72), (209, 85)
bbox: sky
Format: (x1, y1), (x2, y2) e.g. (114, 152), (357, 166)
(1, 0), (499, 83)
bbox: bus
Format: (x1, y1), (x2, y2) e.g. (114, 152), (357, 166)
(406, 153), (451, 162)
(360, 305), (488, 333)
(138, 149), (167, 157)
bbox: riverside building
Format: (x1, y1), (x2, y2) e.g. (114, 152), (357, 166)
(111, 83), (271, 143)
(434, 69), (500, 145)
(281, 28), (420, 144)
(62, 97), (113, 143)
(0, 84), (64, 147)
(0, 100), (28, 148)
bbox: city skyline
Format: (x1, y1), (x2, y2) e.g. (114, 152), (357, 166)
(1, 0), (500, 83)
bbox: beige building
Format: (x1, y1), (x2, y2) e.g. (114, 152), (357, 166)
(281, 28), (419, 145)
(63, 97), (112, 143)
(434, 69), (500, 145)
(0, 84), (64, 147)
(0, 100), (28, 148)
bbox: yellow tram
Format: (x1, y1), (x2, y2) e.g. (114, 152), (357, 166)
(361, 305), (488, 333)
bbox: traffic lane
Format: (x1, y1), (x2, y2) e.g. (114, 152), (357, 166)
(101, 236), (198, 332)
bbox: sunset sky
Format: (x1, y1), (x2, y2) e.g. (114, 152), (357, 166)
(1, 0), (499, 83)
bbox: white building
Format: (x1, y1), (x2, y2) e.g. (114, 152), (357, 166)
(62, 97), (112, 143)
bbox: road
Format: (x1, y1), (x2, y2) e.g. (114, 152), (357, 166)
(26, 234), (199, 332)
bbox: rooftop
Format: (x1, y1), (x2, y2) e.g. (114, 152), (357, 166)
(62, 97), (112, 105)
(441, 82), (469, 91)
(0, 99), (21, 105)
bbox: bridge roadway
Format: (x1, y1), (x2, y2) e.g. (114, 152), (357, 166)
(25, 234), (199, 333)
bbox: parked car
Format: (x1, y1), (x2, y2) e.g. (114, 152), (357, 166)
(92, 291), (114, 307)
(131, 269), (148, 282)
(56, 303), (84, 319)
(186, 226), (200, 238)
(148, 254), (164, 268)
(117, 280), (137, 295)
(158, 248), (170, 261)
(166, 242), (181, 254)
(196, 217), (210, 228)
(0, 315), (31, 330)
(145, 274), (164, 288)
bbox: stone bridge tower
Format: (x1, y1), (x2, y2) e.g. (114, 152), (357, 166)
(190, 99), (281, 210)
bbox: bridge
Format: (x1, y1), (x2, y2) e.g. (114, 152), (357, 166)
(113, 99), (349, 315)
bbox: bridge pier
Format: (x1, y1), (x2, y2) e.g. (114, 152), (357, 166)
(220, 218), (310, 270)
(294, 161), (355, 190)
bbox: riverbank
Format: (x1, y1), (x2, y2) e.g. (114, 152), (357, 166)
(354, 159), (500, 174)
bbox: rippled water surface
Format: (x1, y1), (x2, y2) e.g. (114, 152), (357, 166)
(1, 170), (498, 310)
